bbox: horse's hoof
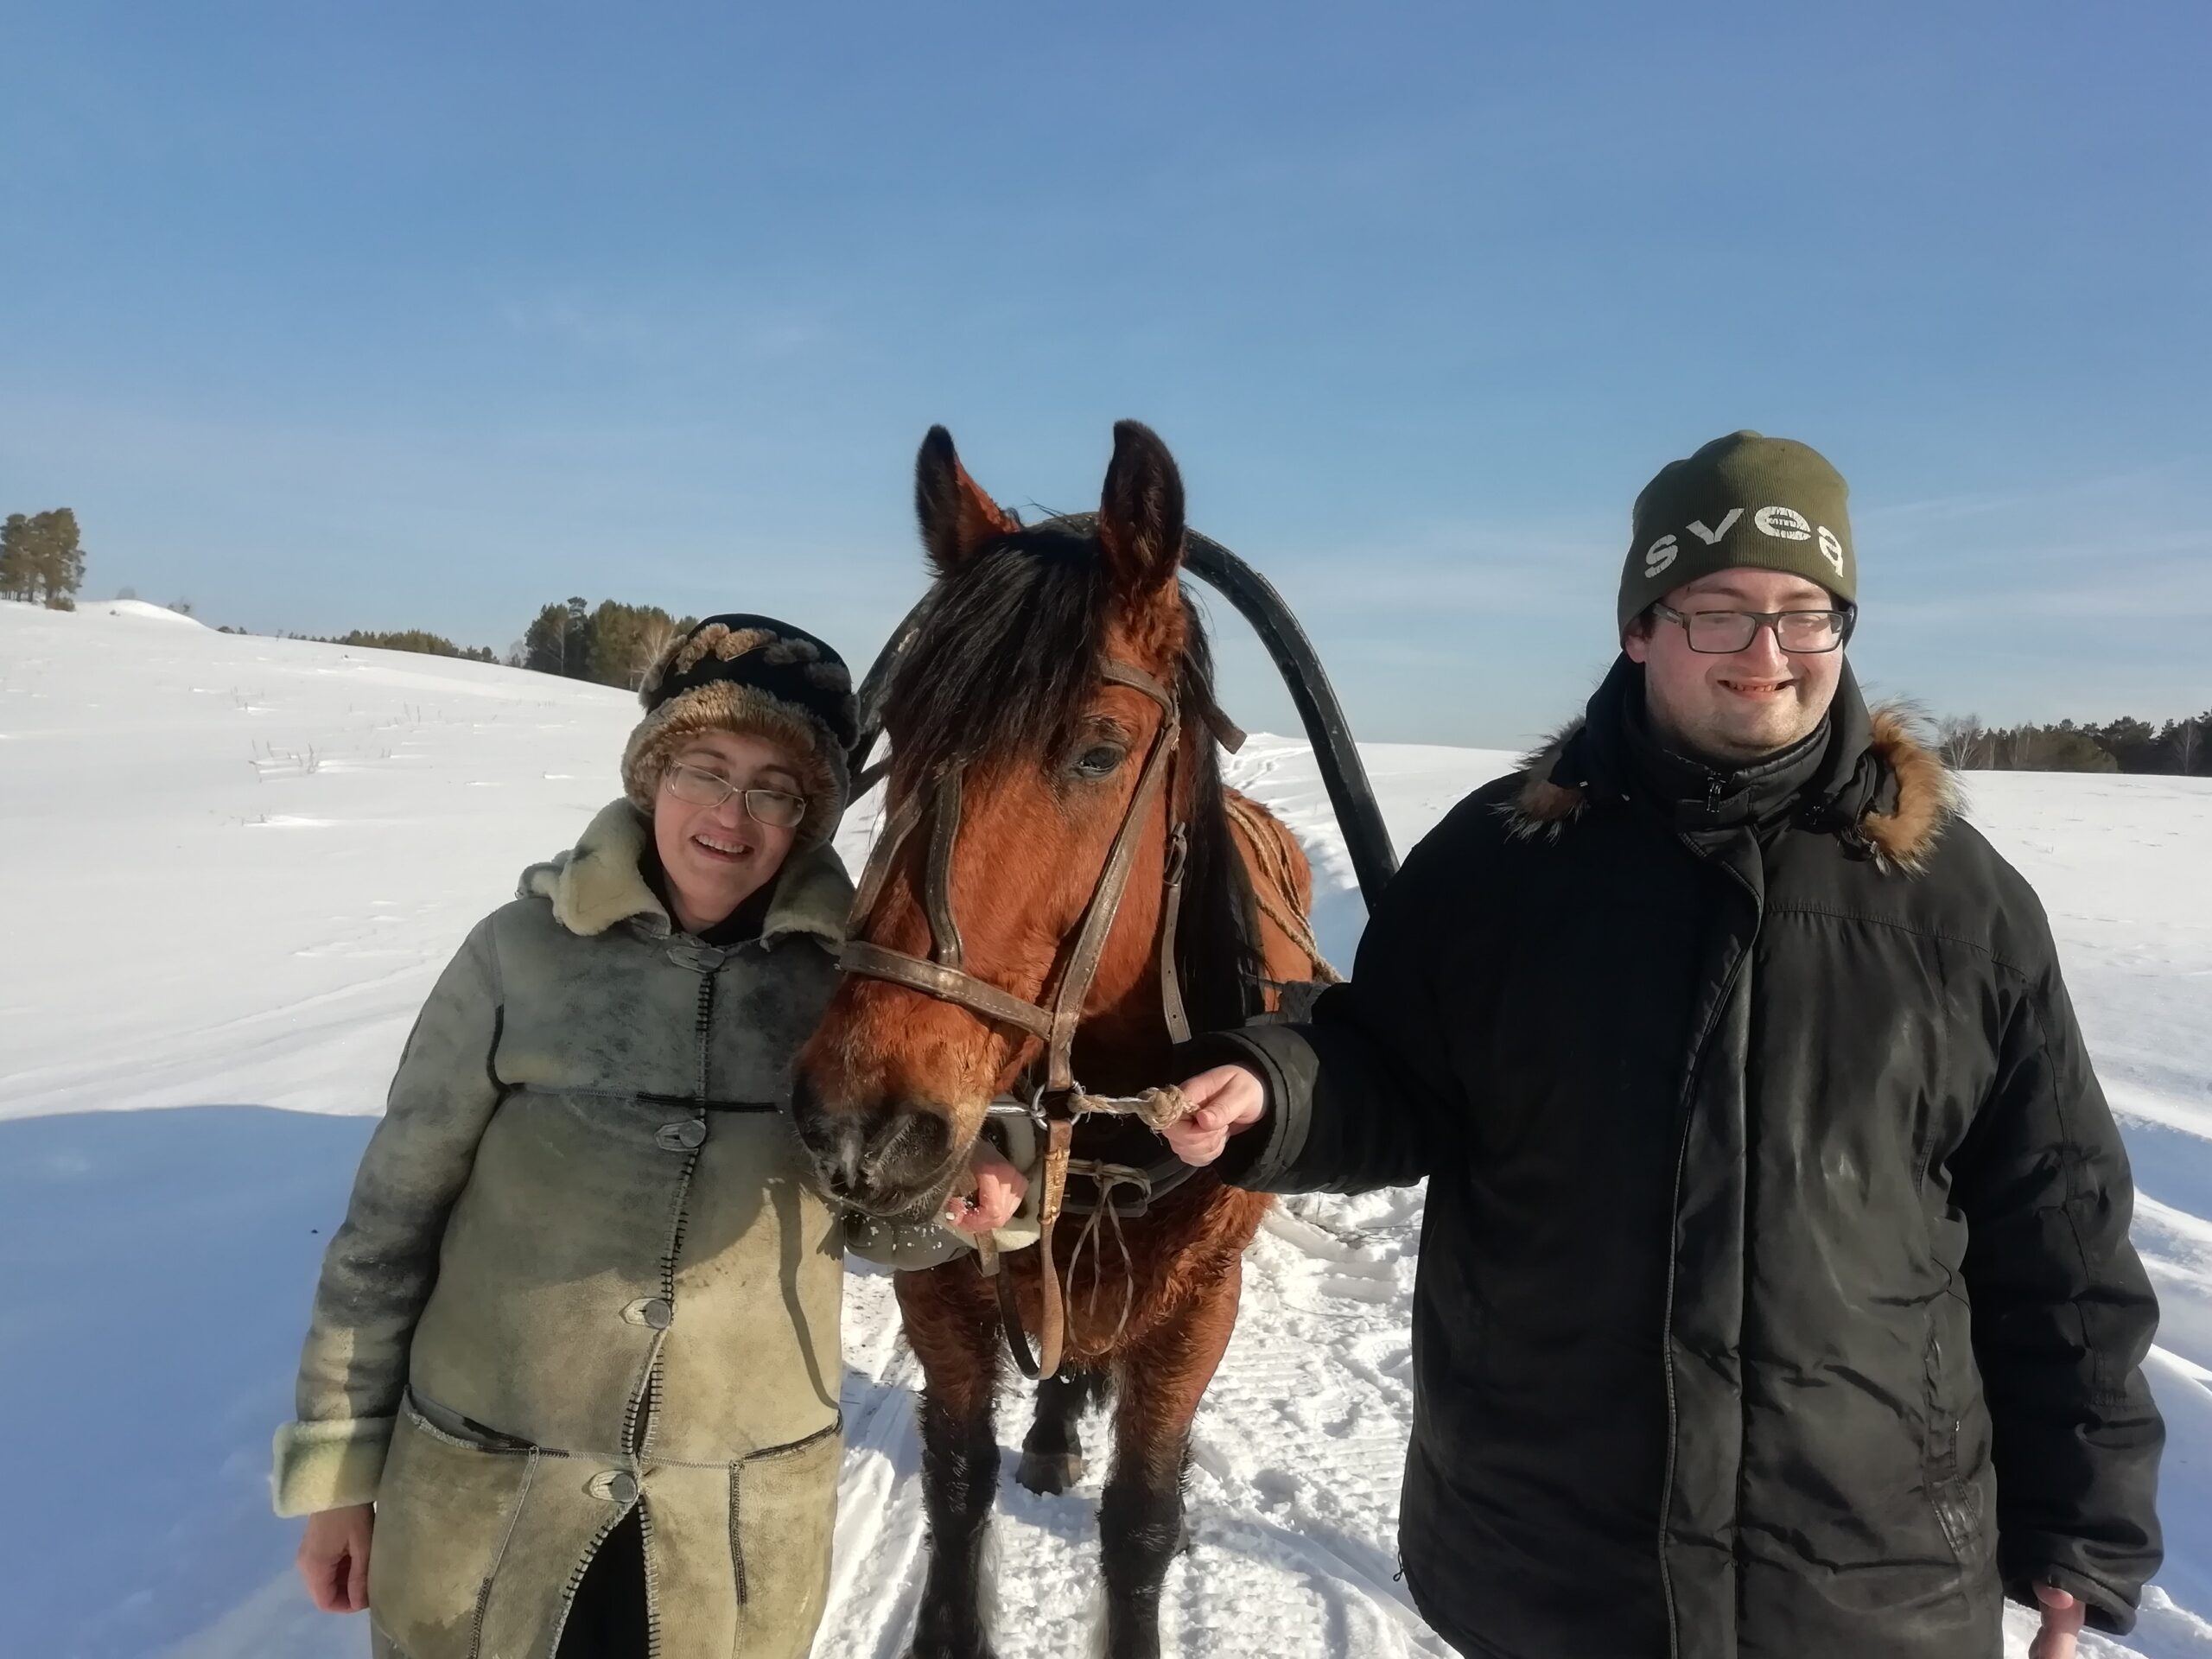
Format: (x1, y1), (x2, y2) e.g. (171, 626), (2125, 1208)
(1015, 1449), (1084, 1495)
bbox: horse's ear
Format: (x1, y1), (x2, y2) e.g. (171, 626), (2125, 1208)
(1096, 420), (1185, 601)
(915, 426), (1020, 576)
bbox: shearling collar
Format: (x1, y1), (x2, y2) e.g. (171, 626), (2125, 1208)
(1503, 662), (1958, 875)
(521, 799), (853, 944)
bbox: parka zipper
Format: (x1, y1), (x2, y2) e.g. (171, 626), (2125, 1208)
(1652, 839), (1760, 1659)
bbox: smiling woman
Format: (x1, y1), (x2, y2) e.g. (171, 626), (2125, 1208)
(651, 734), (810, 936)
(269, 613), (1014, 1659)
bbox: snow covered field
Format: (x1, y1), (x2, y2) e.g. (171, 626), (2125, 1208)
(2, 598), (2207, 1657)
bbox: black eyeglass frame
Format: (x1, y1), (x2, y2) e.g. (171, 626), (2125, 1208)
(1649, 601), (1856, 656)
(661, 761), (810, 828)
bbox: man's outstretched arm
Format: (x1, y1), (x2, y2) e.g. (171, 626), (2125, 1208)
(1165, 801), (1478, 1192)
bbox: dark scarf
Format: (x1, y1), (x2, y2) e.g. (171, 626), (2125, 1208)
(639, 843), (777, 946)
(1562, 655), (1887, 847)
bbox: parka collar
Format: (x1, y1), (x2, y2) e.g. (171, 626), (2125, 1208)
(521, 799), (853, 945)
(1505, 657), (1957, 874)
(1600, 658), (1839, 838)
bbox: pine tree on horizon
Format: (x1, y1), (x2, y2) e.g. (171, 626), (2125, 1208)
(0, 509), (86, 606)
(0, 515), (31, 601)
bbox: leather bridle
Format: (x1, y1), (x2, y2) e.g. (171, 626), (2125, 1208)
(837, 658), (1240, 1377)
(842, 659), (1195, 1081)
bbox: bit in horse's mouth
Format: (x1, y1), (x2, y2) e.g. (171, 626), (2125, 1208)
(817, 1179), (948, 1226)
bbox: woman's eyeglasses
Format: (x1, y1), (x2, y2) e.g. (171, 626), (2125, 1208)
(1650, 603), (1853, 655)
(662, 762), (808, 828)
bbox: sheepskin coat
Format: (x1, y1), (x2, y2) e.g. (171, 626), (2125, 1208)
(275, 801), (861, 1659)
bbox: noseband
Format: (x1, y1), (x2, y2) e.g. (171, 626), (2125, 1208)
(837, 658), (1241, 1376)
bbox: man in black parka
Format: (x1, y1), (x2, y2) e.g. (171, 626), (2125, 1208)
(1165, 433), (2164, 1659)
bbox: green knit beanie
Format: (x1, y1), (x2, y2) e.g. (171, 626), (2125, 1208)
(1618, 431), (1855, 632)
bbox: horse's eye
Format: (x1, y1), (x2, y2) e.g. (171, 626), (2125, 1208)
(1071, 742), (1127, 779)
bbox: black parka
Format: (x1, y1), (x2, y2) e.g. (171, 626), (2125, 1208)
(1197, 661), (2163, 1659)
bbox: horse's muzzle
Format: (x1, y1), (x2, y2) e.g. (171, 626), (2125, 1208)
(790, 1076), (961, 1221)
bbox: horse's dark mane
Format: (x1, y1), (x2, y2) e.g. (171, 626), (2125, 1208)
(886, 524), (1108, 781)
(881, 518), (1262, 1032)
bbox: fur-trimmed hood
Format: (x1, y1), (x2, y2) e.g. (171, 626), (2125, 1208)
(1504, 667), (1959, 875)
(521, 798), (853, 941)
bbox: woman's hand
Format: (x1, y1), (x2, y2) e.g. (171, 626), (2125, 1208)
(944, 1141), (1027, 1235)
(298, 1503), (374, 1613)
(1161, 1065), (1268, 1166)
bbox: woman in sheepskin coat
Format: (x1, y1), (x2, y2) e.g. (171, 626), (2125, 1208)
(272, 615), (1020, 1659)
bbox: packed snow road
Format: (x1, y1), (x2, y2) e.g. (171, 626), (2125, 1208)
(2, 601), (2206, 1656)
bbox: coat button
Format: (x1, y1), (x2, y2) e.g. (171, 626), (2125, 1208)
(586, 1470), (639, 1505)
(622, 1297), (673, 1329)
(655, 1119), (707, 1151)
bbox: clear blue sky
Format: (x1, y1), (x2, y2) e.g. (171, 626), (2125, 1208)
(3, 2), (2205, 747)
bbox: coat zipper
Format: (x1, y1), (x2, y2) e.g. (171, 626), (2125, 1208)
(694, 972), (715, 1101)
(1653, 839), (1759, 1659)
(637, 1493), (663, 1659)
(623, 964), (716, 1464)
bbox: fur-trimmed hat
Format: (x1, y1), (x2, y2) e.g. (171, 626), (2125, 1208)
(620, 614), (859, 849)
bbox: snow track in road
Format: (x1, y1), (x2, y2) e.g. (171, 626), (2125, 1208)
(817, 1185), (1454, 1659)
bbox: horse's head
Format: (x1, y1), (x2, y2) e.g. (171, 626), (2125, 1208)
(792, 421), (1227, 1220)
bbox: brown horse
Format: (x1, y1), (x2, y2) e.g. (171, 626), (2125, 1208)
(790, 422), (1325, 1659)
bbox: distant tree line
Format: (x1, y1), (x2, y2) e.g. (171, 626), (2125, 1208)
(277, 598), (687, 682)
(48, 543), (2190, 775)
(1936, 713), (2210, 775)
(293, 628), (499, 663)
(517, 597), (694, 689)
(0, 509), (86, 608)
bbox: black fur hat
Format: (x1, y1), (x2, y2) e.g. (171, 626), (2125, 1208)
(620, 614), (858, 848)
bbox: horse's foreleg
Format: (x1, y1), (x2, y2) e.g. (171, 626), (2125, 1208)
(1100, 1259), (1242, 1659)
(898, 1268), (1003, 1659)
(1017, 1364), (1108, 1495)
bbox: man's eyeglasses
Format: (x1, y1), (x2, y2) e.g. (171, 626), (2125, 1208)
(663, 762), (808, 829)
(1650, 602), (1853, 656)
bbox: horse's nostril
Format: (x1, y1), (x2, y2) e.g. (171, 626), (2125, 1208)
(820, 1122), (868, 1197)
(791, 1096), (959, 1216)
